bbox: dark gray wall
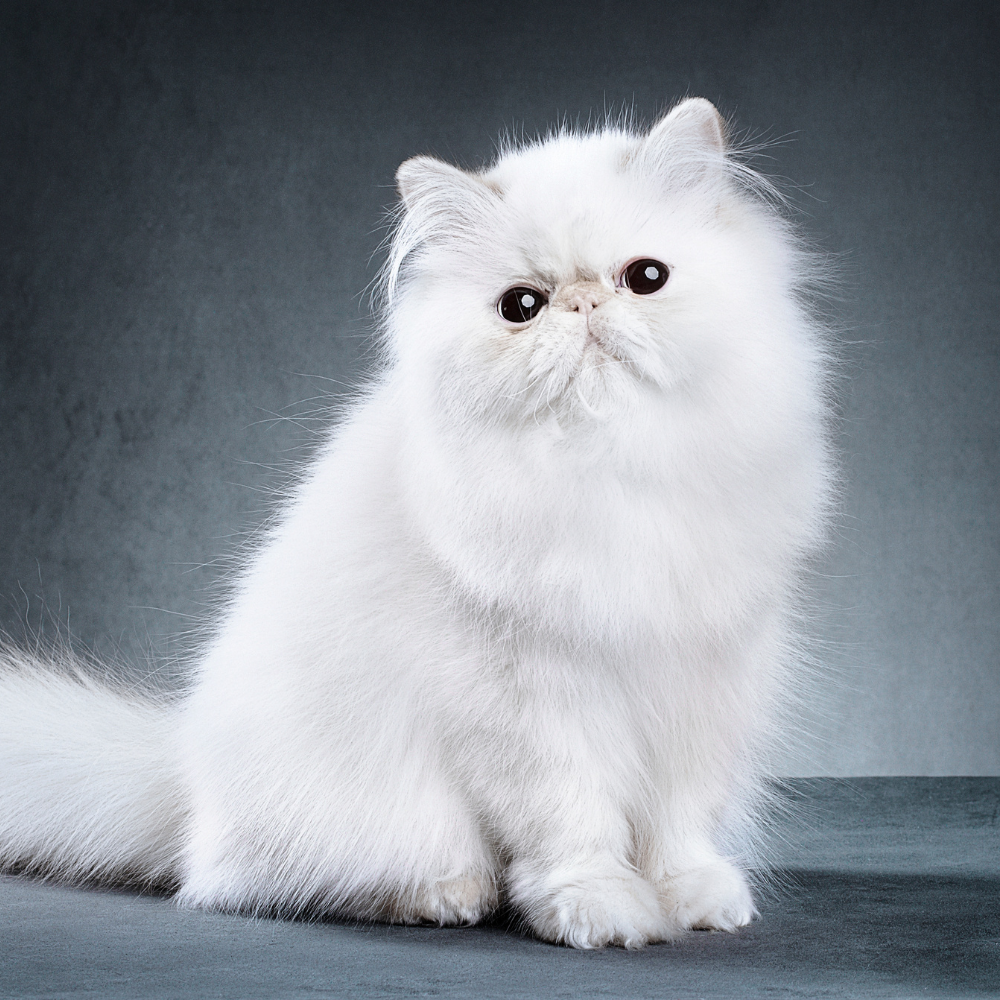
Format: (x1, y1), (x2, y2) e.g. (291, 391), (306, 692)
(2, 1), (997, 775)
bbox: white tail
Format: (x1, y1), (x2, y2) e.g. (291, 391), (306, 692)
(0, 650), (186, 887)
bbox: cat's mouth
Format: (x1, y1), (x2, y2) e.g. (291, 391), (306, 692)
(557, 326), (638, 403)
(517, 309), (656, 415)
(578, 322), (629, 369)
(580, 337), (621, 375)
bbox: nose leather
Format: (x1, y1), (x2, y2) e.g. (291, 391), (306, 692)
(551, 281), (613, 316)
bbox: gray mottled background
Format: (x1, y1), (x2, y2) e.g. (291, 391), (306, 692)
(1, 0), (997, 775)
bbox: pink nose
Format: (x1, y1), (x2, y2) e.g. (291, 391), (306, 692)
(553, 282), (611, 315)
(566, 290), (602, 315)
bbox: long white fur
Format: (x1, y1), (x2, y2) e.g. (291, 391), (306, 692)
(0, 651), (185, 887)
(0, 99), (833, 949)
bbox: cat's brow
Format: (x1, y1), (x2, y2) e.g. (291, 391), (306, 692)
(527, 264), (606, 289)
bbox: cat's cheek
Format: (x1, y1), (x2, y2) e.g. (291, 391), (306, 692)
(430, 334), (534, 422)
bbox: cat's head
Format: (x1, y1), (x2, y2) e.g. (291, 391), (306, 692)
(384, 98), (800, 426)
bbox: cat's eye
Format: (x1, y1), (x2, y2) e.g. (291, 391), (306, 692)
(618, 259), (670, 295)
(498, 286), (548, 324)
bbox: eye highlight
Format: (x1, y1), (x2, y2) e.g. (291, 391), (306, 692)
(618, 259), (670, 295)
(498, 286), (548, 324)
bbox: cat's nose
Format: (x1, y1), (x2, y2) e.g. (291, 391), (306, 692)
(553, 282), (612, 316)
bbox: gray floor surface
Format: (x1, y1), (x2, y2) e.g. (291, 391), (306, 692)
(2, 779), (998, 999)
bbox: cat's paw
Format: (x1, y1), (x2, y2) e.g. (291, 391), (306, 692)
(517, 864), (675, 949)
(400, 874), (497, 926)
(657, 858), (757, 932)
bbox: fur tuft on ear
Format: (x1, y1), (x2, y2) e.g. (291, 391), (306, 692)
(384, 156), (500, 303)
(635, 98), (728, 191)
(395, 156), (496, 216)
(649, 98), (726, 155)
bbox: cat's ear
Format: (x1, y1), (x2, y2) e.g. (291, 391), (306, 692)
(647, 98), (726, 157)
(387, 156), (500, 297)
(395, 156), (498, 224)
(635, 98), (728, 190)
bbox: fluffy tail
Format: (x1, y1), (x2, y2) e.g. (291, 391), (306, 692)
(0, 649), (187, 888)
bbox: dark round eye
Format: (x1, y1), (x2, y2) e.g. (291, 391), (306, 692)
(498, 286), (547, 323)
(619, 259), (670, 295)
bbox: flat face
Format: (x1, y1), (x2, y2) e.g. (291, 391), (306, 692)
(478, 135), (687, 403)
(392, 122), (797, 432)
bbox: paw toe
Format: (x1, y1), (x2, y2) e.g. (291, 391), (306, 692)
(658, 859), (756, 932)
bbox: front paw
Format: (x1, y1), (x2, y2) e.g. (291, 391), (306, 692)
(511, 860), (676, 949)
(657, 858), (757, 932)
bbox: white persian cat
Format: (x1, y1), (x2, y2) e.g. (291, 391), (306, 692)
(0, 98), (833, 949)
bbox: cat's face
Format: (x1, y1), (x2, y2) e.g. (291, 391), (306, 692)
(389, 99), (787, 426)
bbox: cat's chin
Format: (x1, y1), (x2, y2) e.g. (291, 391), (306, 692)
(555, 365), (663, 424)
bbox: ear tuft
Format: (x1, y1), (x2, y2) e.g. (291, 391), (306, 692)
(396, 156), (448, 207)
(629, 98), (728, 193)
(395, 156), (493, 213)
(651, 97), (726, 154)
(385, 154), (500, 299)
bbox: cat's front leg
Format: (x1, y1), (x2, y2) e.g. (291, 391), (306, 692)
(482, 735), (677, 948)
(637, 658), (766, 932)
(641, 813), (757, 932)
(454, 656), (680, 947)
